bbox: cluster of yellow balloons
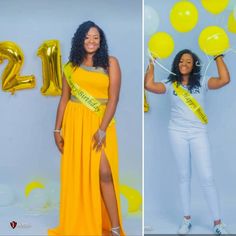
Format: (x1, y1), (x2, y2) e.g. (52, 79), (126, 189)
(0, 40), (62, 95)
(24, 180), (142, 214)
(147, 0), (232, 60)
(146, 0), (233, 113)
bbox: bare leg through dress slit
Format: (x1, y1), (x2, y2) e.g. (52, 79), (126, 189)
(100, 150), (120, 236)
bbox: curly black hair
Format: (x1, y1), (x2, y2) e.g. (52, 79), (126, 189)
(167, 49), (202, 92)
(69, 21), (109, 70)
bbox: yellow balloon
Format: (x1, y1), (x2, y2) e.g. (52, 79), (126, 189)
(37, 40), (62, 96)
(120, 185), (142, 212)
(201, 0), (229, 14)
(148, 32), (174, 59)
(170, 1), (198, 32)
(228, 11), (236, 33)
(198, 26), (230, 56)
(0, 41), (35, 94)
(25, 181), (45, 198)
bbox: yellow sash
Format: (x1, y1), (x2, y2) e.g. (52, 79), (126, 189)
(172, 82), (208, 124)
(63, 62), (115, 123)
(144, 91), (149, 112)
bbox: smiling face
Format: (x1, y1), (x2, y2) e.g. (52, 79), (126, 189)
(83, 27), (100, 54)
(178, 53), (194, 76)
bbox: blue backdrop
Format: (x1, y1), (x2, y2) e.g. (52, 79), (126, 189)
(144, 0), (236, 234)
(0, 0), (142, 235)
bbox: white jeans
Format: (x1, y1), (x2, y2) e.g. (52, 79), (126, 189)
(168, 128), (220, 220)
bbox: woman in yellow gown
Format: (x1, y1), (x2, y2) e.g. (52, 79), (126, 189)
(48, 21), (125, 236)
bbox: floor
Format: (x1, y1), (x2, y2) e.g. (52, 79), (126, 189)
(144, 200), (236, 235)
(0, 202), (142, 235)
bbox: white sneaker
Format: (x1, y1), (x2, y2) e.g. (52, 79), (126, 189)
(214, 223), (230, 235)
(177, 218), (192, 235)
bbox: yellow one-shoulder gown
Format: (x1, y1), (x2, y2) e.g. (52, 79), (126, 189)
(48, 65), (125, 235)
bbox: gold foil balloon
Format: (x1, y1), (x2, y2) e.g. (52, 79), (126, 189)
(120, 185), (142, 212)
(228, 11), (236, 33)
(0, 41), (35, 94)
(170, 1), (199, 32)
(148, 32), (174, 59)
(198, 26), (230, 56)
(37, 40), (62, 96)
(201, 0), (229, 14)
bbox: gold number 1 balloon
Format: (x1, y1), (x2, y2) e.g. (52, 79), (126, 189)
(0, 41), (35, 94)
(37, 40), (62, 96)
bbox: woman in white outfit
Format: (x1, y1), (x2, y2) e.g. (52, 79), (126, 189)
(145, 49), (230, 235)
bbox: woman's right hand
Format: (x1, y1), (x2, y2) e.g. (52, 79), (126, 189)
(54, 132), (64, 154)
(144, 61), (166, 94)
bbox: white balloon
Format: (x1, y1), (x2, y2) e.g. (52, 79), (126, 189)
(144, 5), (159, 36)
(46, 181), (60, 207)
(0, 184), (15, 206)
(26, 188), (49, 211)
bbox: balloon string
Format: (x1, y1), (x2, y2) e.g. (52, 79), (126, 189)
(219, 14), (226, 29)
(146, 48), (155, 64)
(203, 55), (214, 80)
(225, 47), (236, 54)
(147, 47), (236, 80)
(147, 49), (176, 76)
(203, 48), (235, 79)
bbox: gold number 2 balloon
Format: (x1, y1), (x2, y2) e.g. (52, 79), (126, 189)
(0, 41), (36, 94)
(37, 40), (62, 96)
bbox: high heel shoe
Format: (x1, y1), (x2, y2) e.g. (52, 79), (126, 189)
(111, 226), (120, 236)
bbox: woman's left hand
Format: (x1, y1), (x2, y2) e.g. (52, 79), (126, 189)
(92, 129), (106, 152)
